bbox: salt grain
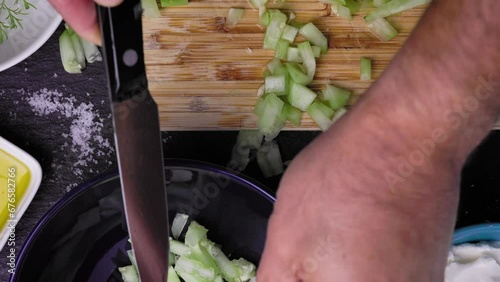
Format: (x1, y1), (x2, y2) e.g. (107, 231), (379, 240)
(24, 88), (115, 178)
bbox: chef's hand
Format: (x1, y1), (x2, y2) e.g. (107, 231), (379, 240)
(49, 0), (123, 45)
(258, 0), (500, 280)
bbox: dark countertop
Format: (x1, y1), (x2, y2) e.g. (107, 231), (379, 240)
(1, 24), (500, 279)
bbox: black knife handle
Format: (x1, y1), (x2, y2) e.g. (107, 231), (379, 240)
(98, 0), (148, 102)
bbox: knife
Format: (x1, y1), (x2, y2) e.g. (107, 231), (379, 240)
(98, 1), (170, 281)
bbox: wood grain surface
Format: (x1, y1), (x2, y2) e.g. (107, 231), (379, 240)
(143, 1), (428, 130)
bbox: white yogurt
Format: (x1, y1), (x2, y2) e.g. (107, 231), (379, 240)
(446, 243), (500, 282)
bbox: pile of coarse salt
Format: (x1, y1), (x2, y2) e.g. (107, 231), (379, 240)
(22, 88), (114, 180)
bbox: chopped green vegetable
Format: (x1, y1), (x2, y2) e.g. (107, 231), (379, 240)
(316, 100), (335, 118)
(175, 256), (216, 282)
(70, 32), (86, 70)
(225, 8), (245, 29)
(360, 57), (372, 81)
(168, 265), (182, 282)
(59, 29), (83, 74)
(259, 7), (270, 26)
(311, 46), (321, 58)
(263, 10), (288, 50)
(258, 94), (285, 140)
(141, 0), (161, 18)
(257, 141), (284, 177)
(286, 63), (312, 85)
(344, 0), (362, 14)
(332, 107), (348, 123)
(322, 84), (351, 109)
(191, 243), (220, 273)
(185, 221), (208, 247)
(365, 0), (431, 23)
(331, 3), (352, 20)
(281, 25), (299, 43)
(288, 83), (317, 111)
(203, 243), (240, 281)
(254, 97), (266, 116)
(229, 144), (250, 172)
(367, 18), (398, 42)
(373, 0), (388, 7)
(319, 0), (346, 5)
(171, 213), (189, 240)
(237, 130), (264, 150)
(249, 0), (268, 8)
(161, 0), (188, 6)
(297, 41), (316, 79)
(298, 23), (328, 53)
(307, 101), (333, 131)
(265, 74), (288, 95)
(266, 58), (282, 74)
(275, 39), (290, 60)
(286, 47), (302, 63)
(118, 265), (139, 282)
(233, 258), (257, 281)
(79, 38), (102, 63)
(283, 103), (302, 126)
(170, 238), (192, 256)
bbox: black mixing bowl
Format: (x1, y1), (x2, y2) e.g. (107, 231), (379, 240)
(10, 159), (275, 282)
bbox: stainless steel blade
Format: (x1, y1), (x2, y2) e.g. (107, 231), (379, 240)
(112, 92), (169, 282)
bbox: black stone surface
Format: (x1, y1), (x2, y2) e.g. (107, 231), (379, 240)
(0, 23), (499, 280)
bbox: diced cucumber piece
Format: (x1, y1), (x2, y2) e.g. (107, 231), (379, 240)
(169, 252), (175, 265)
(127, 250), (138, 270)
(59, 29), (82, 74)
(275, 39), (290, 60)
(229, 143), (250, 172)
(332, 107), (348, 123)
(266, 58), (282, 74)
(259, 9), (270, 26)
(316, 100), (335, 118)
(263, 10), (288, 50)
(168, 265), (182, 282)
(286, 47), (302, 63)
(161, 0), (188, 7)
(365, 0), (430, 23)
(265, 75), (288, 95)
(171, 213), (189, 240)
(298, 23), (328, 53)
(170, 238), (192, 256)
(233, 258), (257, 281)
(191, 243), (220, 273)
(70, 33), (86, 70)
(311, 46), (321, 58)
(373, 0), (388, 7)
(175, 256), (216, 282)
(331, 3), (352, 20)
(225, 8), (244, 29)
(118, 265), (139, 282)
(249, 0), (268, 8)
(237, 130), (264, 150)
(322, 84), (351, 109)
(288, 83), (317, 111)
(273, 65), (288, 76)
(254, 97), (266, 116)
(307, 102), (333, 131)
(79, 37), (102, 63)
(286, 63), (312, 85)
(367, 18), (398, 42)
(298, 41), (316, 79)
(281, 25), (299, 43)
(185, 221), (208, 247)
(141, 0), (160, 18)
(345, 0), (362, 14)
(258, 94), (285, 140)
(360, 57), (372, 81)
(257, 141), (284, 178)
(203, 243), (240, 281)
(283, 103), (302, 126)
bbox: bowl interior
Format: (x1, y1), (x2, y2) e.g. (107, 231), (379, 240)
(11, 160), (274, 282)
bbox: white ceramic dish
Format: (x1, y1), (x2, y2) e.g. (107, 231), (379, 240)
(0, 136), (42, 250)
(0, 0), (62, 72)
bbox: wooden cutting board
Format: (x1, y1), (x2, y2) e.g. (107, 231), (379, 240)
(142, 1), (427, 130)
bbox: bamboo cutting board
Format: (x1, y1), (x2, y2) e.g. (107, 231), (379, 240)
(142, 1), (428, 130)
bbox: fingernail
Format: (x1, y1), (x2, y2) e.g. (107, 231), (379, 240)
(94, 0), (124, 7)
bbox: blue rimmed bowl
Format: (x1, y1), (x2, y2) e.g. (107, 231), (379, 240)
(452, 223), (500, 245)
(10, 159), (275, 282)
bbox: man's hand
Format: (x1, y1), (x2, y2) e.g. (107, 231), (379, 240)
(49, 0), (123, 45)
(258, 0), (499, 281)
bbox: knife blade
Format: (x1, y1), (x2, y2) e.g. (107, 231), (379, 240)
(98, 1), (170, 281)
